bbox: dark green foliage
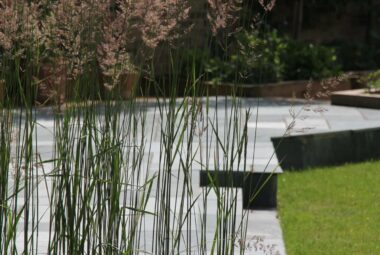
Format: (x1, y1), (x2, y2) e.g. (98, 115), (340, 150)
(283, 40), (341, 81)
(361, 69), (380, 90)
(204, 30), (341, 84)
(204, 30), (287, 84)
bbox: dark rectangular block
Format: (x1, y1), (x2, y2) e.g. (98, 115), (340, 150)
(272, 127), (380, 171)
(272, 130), (353, 170)
(200, 170), (278, 209)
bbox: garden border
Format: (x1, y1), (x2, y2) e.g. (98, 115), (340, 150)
(205, 71), (366, 99)
(271, 127), (380, 170)
(331, 89), (380, 109)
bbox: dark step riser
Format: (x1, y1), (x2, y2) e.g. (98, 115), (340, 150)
(200, 171), (278, 210)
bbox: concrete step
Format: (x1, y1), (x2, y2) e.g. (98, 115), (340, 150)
(199, 164), (282, 210)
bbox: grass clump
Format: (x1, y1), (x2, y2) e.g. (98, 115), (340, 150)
(278, 161), (380, 255)
(0, 1), (280, 254)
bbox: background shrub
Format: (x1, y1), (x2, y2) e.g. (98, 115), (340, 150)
(205, 29), (341, 84)
(283, 40), (341, 81)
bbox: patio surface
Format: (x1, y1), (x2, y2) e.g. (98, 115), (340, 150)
(8, 97), (380, 254)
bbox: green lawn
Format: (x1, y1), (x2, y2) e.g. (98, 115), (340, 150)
(278, 161), (380, 255)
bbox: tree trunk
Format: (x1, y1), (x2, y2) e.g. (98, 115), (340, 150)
(292, 0), (304, 40)
(365, 0), (374, 47)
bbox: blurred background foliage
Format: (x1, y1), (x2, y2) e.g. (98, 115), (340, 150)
(191, 0), (380, 84)
(202, 29), (340, 84)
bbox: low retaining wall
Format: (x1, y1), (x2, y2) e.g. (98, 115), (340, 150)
(271, 127), (380, 170)
(331, 89), (380, 109)
(205, 73), (365, 99)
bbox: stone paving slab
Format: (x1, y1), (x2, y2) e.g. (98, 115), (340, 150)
(7, 97), (380, 255)
(5, 98), (286, 254)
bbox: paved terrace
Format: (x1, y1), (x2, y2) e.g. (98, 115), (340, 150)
(8, 97), (380, 254)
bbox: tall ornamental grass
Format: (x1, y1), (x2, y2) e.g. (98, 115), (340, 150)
(0, 0), (278, 254)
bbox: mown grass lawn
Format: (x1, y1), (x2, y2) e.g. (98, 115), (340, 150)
(278, 161), (380, 255)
